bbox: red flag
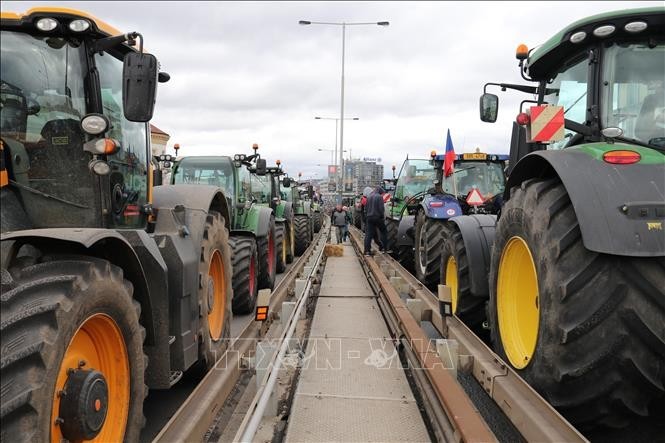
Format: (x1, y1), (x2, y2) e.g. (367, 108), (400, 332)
(443, 129), (455, 178)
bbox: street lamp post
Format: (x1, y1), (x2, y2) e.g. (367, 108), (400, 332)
(301, 20), (388, 203)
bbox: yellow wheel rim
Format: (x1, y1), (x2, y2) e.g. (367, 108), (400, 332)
(497, 236), (539, 369)
(445, 256), (458, 314)
(51, 314), (129, 442)
(207, 249), (227, 341)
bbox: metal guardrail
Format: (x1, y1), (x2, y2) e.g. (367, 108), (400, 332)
(233, 224), (328, 442)
(348, 226), (587, 443)
(152, 219), (330, 443)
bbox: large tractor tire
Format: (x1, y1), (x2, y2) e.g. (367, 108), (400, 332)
(353, 209), (362, 229)
(197, 211), (233, 370)
(312, 212), (322, 233)
(229, 236), (259, 315)
(294, 215), (310, 256)
(286, 221), (294, 264)
(397, 244), (414, 273)
(275, 222), (286, 273)
(385, 218), (399, 257)
(414, 210), (445, 290)
(257, 216), (277, 290)
(0, 255), (146, 442)
(489, 178), (665, 429)
(440, 223), (486, 335)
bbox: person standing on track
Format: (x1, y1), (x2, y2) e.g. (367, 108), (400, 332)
(364, 187), (389, 256)
(342, 205), (351, 242)
(332, 204), (348, 244)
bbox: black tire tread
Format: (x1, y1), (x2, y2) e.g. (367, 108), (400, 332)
(0, 255), (146, 442)
(414, 211), (445, 290)
(489, 178), (665, 429)
(256, 217), (276, 290)
(229, 236), (258, 315)
(275, 223), (286, 273)
(440, 224), (486, 333)
(293, 215), (309, 256)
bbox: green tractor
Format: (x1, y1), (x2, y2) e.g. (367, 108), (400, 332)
(1, 8), (234, 441)
(171, 152), (276, 315)
(288, 173), (315, 255)
(479, 7), (664, 429)
(258, 159), (295, 273)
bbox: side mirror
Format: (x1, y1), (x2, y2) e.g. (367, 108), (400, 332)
(282, 177), (291, 188)
(480, 93), (499, 123)
(122, 52), (158, 122)
(255, 158), (267, 175)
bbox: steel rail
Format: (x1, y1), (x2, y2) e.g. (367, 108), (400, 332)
(348, 228), (496, 442)
(152, 220), (330, 443)
(235, 227), (328, 442)
(349, 226), (587, 443)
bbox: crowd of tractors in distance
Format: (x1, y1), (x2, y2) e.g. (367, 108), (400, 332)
(166, 144), (323, 314)
(0, 6), (663, 442)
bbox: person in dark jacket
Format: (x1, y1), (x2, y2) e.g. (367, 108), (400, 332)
(364, 187), (389, 256)
(332, 204), (348, 244)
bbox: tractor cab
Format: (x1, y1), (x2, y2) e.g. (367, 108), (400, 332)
(433, 150), (509, 214)
(1, 9), (169, 232)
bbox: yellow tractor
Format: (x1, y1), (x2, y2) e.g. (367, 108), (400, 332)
(1, 8), (234, 441)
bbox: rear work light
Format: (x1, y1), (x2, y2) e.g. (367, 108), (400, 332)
(255, 306), (268, 321)
(603, 150), (641, 164)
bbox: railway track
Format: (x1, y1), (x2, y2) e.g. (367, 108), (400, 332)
(151, 219), (330, 442)
(347, 226), (586, 442)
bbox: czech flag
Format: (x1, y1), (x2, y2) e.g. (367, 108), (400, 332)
(443, 129), (455, 178)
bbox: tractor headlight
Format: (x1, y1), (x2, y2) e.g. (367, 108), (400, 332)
(69, 19), (90, 32)
(81, 114), (109, 135)
(36, 17), (58, 32)
(89, 159), (111, 176)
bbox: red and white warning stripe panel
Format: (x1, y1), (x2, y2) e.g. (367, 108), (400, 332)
(527, 105), (565, 143)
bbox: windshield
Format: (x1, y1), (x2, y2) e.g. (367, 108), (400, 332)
(543, 54), (588, 150)
(445, 160), (506, 198)
(172, 157), (235, 197)
(601, 42), (665, 146)
(250, 174), (271, 204)
(395, 159), (436, 200)
(0, 31), (97, 227)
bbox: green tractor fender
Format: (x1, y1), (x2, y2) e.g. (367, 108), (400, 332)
(241, 204), (274, 238)
(506, 146), (665, 256)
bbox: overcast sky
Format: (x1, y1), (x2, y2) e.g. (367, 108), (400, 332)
(4, 1), (660, 179)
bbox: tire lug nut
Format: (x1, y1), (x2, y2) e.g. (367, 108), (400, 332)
(78, 360), (86, 368)
(54, 417), (64, 426)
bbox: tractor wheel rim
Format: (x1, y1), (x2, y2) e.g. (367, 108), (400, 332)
(418, 221), (427, 275)
(268, 231), (275, 274)
(445, 256), (458, 314)
(207, 249), (226, 341)
(497, 236), (539, 369)
(51, 314), (129, 442)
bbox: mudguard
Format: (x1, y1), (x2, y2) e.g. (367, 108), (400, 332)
(507, 146), (665, 256)
(397, 215), (416, 247)
(420, 194), (462, 219)
(256, 206), (274, 238)
(152, 184), (234, 373)
(447, 214), (497, 297)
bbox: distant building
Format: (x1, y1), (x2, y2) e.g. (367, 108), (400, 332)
(150, 124), (170, 157)
(342, 159), (384, 194)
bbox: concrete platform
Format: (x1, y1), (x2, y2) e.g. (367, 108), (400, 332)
(285, 244), (430, 442)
